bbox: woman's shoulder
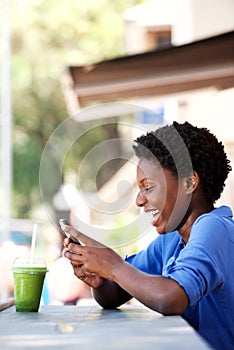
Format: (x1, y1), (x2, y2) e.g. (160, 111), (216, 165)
(195, 205), (233, 225)
(192, 205), (234, 242)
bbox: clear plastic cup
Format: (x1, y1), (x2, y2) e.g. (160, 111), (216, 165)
(13, 256), (47, 312)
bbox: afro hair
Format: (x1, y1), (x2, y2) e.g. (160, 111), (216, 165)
(133, 121), (232, 204)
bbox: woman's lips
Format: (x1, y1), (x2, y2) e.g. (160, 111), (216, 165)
(147, 210), (160, 226)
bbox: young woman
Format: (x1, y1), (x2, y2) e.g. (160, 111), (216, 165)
(64, 121), (234, 350)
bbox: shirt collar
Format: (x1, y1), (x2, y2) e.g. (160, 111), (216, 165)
(212, 205), (233, 218)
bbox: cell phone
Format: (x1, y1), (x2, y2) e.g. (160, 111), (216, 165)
(59, 219), (81, 245)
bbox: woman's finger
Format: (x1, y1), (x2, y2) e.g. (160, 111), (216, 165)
(63, 225), (106, 248)
(63, 248), (84, 265)
(63, 237), (70, 247)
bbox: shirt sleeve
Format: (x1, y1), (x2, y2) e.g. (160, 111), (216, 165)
(162, 214), (227, 306)
(125, 236), (164, 275)
(125, 231), (181, 275)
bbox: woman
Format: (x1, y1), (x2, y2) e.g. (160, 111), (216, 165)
(64, 121), (234, 350)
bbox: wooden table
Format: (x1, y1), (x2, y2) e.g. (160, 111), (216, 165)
(0, 303), (211, 349)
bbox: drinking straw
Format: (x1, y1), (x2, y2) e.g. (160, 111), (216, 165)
(30, 224), (37, 265)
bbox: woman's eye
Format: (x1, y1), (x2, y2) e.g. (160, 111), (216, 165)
(145, 185), (154, 191)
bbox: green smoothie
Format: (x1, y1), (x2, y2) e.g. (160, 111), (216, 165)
(13, 257), (47, 312)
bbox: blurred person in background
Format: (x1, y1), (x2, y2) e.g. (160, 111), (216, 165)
(0, 231), (51, 304)
(47, 255), (91, 305)
(0, 232), (31, 298)
(47, 208), (91, 305)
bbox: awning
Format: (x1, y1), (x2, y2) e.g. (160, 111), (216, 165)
(62, 31), (234, 115)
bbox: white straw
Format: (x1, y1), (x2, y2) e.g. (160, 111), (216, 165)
(30, 224), (38, 265)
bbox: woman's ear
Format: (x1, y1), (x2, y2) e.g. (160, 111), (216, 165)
(184, 172), (199, 194)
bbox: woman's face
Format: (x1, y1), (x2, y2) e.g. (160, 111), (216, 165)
(136, 158), (191, 234)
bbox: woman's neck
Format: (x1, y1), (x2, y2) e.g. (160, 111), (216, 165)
(178, 199), (214, 243)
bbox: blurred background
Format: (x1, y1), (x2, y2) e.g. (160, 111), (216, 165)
(0, 0), (234, 304)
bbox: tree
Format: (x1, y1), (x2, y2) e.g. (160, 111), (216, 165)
(9, 0), (144, 218)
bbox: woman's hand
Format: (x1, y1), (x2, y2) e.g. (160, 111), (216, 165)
(69, 263), (104, 289)
(62, 224), (188, 315)
(63, 225), (124, 286)
(63, 236), (104, 289)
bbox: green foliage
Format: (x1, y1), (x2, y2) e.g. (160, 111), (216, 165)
(7, 0), (144, 217)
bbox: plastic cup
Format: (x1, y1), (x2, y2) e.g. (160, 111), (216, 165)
(13, 256), (47, 312)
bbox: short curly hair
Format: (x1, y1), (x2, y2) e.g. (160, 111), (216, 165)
(133, 121), (232, 204)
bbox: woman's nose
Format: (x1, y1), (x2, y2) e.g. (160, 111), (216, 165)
(136, 191), (146, 207)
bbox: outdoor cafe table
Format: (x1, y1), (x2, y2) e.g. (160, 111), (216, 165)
(0, 302), (211, 350)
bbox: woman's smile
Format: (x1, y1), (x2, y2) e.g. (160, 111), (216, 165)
(136, 158), (191, 235)
(146, 209), (161, 226)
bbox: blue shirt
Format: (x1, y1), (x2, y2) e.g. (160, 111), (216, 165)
(125, 206), (234, 350)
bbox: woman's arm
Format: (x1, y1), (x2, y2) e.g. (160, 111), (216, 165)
(64, 226), (189, 314)
(92, 279), (132, 309)
(112, 260), (189, 315)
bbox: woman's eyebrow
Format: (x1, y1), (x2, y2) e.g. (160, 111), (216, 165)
(138, 177), (155, 185)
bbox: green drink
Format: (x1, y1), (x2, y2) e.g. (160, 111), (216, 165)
(13, 257), (47, 312)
